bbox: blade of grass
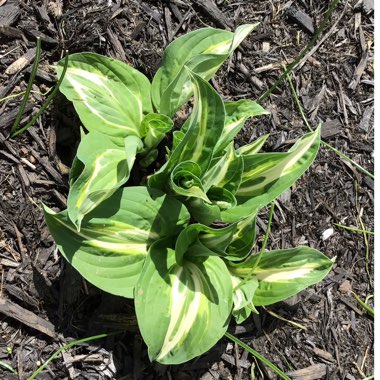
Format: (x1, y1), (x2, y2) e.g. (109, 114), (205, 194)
(250, 201), (275, 272)
(0, 360), (17, 374)
(286, 69), (374, 179)
(10, 37), (41, 136)
(258, 0), (341, 103)
(224, 331), (291, 380)
(263, 331), (294, 371)
(28, 331), (121, 380)
(287, 71), (374, 282)
(1, 89), (51, 104)
(11, 50), (69, 138)
(263, 307), (307, 330)
(334, 223), (374, 235)
(355, 181), (372, 283)
(351, 292), (374, 317)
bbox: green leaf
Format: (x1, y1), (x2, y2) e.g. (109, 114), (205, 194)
(175, 215), (256, 264)
(69, 155), (85, 187)
(44, 187), (190, 298)
(236, 133), (270, 155)
(172, 130), (185, 151)
(231, 275), (258, 323)
(207, 186), (237, 210)
(180, 187), (237, 225)
(203, 143), (243, 194)
(215, 100), (269, 154)
(175, 223), (237, 264)
(222, 128), (321, 222)
(229, 246), (333, 306)
(232, 305), (252, 324)
(67, 132), (143, 229)
(152, 24), (258, 116)
(139, 149), (158, 168)
(56, 53), (152, 138)
(184, 197), (221, 226)
(175, 70), (225, 172)
(225, 212), (257, 261)
(149, 70), (225, 189)
(135, 241), (233, 364)
(139, 113), (173, 151)
(170, 161), (211, 202)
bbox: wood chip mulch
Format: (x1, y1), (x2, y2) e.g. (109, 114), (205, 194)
(0, 1), (374, 379)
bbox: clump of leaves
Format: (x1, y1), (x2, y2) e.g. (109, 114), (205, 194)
(44, 24), (333, 364)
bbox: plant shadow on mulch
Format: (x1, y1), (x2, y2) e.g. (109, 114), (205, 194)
(0, 1), (373, 379)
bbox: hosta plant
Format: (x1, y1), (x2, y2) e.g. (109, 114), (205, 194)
(44, 24), (333, 364)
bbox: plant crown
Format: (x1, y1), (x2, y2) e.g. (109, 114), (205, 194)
(44, 24), (333, 364)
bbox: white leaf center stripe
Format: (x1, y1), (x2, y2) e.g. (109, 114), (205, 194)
(54, 214), (150, 254)
(189, 94), (207, 164)
(223, 116), (246, 136)
(66, 69), (139, 134)
(238, 132), (318, 196)
(282, 133), (317, 174)
(75, 149), (125, 210)
(203, 38), (232, 54)
(233, 288), (244, 311)
(255, 263), (321, 282)
(157, 264), (202, 361)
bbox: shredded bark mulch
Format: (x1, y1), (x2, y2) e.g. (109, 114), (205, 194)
(0, 1), (374, 379)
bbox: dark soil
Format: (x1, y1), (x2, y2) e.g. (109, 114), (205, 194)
(0, 1), (374, 379)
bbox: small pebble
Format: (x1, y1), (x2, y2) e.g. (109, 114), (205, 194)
(322, 228), (334, 241)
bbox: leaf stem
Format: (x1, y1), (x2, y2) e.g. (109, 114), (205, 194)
(334, 223), (374, 235)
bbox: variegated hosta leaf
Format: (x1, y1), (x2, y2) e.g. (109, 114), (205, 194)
(69, 155), (84, 188)
(181, 186), (237, 225)
(175, 216), (256, 264)
(203, 143), (243, 194)
(236, 133), (270, 155)
(225, 212), (257, 261)
(67, 132), (143, 230)
(152, 24), (258, 117)
(135, 241), (233, 364)
(233, 305), (254, 324)
(185, 198), (221, 226)
(170, 161), (210, 202)
(215, 100), (269, 155)
(139, 113), (173, 151)
(231, 275), (258, 323)
(44, 187), (190, 298)
(207, 186), (237, 210)
(56, 53), (152, 138)
(228, 246), (333, 306)
(175, 223), (237, 264)
(139, 149), (158, 168)
(222, 127), (321, 222)
(149, 70), (225, 190)
(172, 130), (185, 152)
